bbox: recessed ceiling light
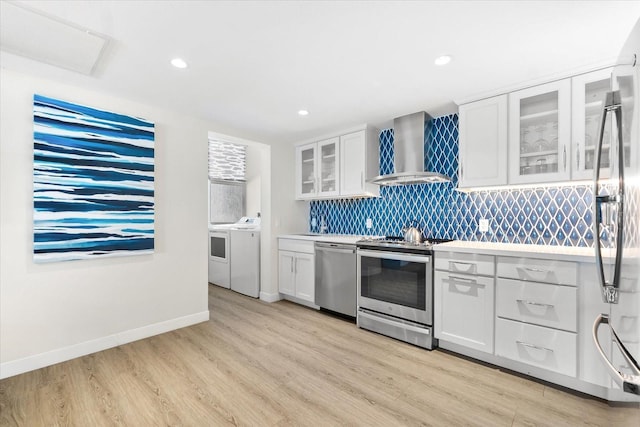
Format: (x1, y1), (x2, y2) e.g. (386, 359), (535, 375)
(171, 58), (188, 69)
(298, 110), (309, 116)
(434, 55), (452, 66)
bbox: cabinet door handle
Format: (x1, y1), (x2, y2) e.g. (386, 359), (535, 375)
(294, 258), (297, 274)
(516, 299), (554, 308)
(290, 257), (294, 273)
(563, 145), (567, 171)
(361, 172), (364, 189)
(516, 341), (554, 353)
(577, 143), (580, 170)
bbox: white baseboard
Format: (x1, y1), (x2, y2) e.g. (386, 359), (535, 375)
(281, 294), (319, 310)
(0, 310), (210, 380)
(259, 290), (281, 303)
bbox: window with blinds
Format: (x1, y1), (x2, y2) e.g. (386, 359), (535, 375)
(208, 139), (246, 182)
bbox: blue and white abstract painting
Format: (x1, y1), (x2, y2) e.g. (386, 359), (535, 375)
(33, 94), (155, 263)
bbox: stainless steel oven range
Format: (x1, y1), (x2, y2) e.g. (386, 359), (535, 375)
(356, 237), (450, 349)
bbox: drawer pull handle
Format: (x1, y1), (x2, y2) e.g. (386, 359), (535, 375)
(523, 267), (549, 274)
(516, 299), (555, 309)
(449, 276), (485, 287)
(516, 341), (554, 353)
(449, 261), (477, 273)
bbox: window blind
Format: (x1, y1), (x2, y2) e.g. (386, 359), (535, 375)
(208, 140), (246, 182)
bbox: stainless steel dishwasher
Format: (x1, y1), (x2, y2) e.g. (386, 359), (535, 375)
(315, 242), (357, 317)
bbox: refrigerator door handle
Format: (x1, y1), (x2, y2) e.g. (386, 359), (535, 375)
(593, 314), (640, 395)
(593, 90), (625, 304)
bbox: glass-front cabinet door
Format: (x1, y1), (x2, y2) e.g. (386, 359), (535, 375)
(508, 79), (572, 184)
(572, 68), (613, 180)
(295, 142), (317, 199)
(317, 137), (340, 197)
(295, 138), (340, 200)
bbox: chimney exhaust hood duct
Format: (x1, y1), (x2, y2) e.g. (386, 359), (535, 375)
(370, 111), (451, 186)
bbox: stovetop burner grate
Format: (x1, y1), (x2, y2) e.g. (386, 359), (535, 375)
(356, 236), (453, 253)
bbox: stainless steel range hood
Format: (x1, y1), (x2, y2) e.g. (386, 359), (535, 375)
(370, 111), (451, 186)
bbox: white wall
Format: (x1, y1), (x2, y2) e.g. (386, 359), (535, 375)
(0, 68), (210, 378)
(245, 144), (262, 218)
(268, 142), (308, 299)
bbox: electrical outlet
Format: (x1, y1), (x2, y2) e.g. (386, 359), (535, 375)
(479, 218), (489, 233)
(366, 218), (373, 229)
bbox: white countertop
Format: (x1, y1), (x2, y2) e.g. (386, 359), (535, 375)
(278, 236), (640, 265)
(432, 240), (597, 263)
(278, 234), (377, 245)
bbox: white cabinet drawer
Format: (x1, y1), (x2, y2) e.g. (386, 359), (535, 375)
(495, 318), (577, 377)
(497, 257), (577, 286)
(496, 278), (577, 332)
(434, 271), (494, 353)
(435, 252), (495, 277)
(278, 238), (315, 254)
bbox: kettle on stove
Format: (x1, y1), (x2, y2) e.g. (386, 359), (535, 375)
(402, 220), (423, 244)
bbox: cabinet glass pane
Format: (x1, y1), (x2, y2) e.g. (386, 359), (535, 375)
(519, 91), (560, 176)
(584, 79), (612, 171)
(300, 147), (315, 194)
(320, 143), (336, 192)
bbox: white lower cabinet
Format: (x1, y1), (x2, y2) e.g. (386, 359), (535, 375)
(496, 278), (577, 332)
(495, 256), (578, 377)
(434, 252), (495, 353)
(495, 317), (577, 377)
(278, 251), (296, 296)
(434, 248), (638, 402)
(278, 239), (315, 303)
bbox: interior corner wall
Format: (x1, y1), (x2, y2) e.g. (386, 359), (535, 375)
(245, 144), (262, 218)
(0, 68), (209, 379)
(267, 141), (308, 299)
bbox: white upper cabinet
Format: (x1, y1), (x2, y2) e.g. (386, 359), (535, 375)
(571, 68), (613, 180)
(508, 79), (572, 184)
(318, 138), (340, 198)
(295, 137), (339, 200)
(458, 95), (508, 188)
(340, 129), (380, 197)
(296, 126), (379, 200)
(295, 142), (317, 199)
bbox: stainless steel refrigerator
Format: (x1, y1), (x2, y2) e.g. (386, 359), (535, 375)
(592, 19), (640, 398)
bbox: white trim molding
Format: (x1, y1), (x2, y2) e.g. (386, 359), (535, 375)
(0, 311), (210, 380)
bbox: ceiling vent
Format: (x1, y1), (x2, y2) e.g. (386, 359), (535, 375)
(0, 2), (109, 75)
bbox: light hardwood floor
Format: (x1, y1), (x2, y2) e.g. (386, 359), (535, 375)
(1, 284), (638, 426)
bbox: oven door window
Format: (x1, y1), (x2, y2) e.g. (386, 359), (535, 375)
(210, 235), (227, 260)
(360, 257), (426, 310)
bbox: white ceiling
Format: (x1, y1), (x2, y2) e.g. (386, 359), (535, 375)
(2, 1), (639, 145)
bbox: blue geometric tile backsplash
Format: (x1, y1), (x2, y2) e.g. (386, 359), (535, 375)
(309, 114), (595, 247)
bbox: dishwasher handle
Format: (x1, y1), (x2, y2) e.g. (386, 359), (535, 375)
(315, 242), (356, 254)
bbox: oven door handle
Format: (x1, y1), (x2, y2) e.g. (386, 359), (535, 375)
(357, 249), (431, 263)
(358, 310), (430, 335)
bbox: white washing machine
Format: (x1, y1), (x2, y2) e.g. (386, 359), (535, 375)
(209, 217), (261, 297)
